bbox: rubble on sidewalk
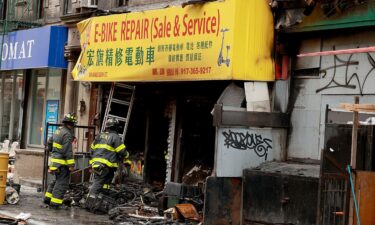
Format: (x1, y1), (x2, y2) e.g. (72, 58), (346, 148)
(2, 142), (22, 206)
(175, 204), (201, 221)
(105, 180), (204, 224)
(0, 214), (27, 225)
(5, 186), (19, 205)
(1, 147), (208, 224)
(182, 163), (212, 186)
(63, 177), (205, 224)
(64, 183), (90, 207)
(57, 159), (208, 224)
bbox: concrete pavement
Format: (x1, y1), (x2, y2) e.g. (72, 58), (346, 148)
(0, 186), (113, 225)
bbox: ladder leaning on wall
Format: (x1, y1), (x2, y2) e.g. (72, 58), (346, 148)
(101, 83), (136, 142)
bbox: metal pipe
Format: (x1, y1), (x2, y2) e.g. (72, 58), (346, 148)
(297, 46), (375, 57)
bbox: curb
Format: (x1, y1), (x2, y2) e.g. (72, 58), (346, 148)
(19, 179), (43, 190)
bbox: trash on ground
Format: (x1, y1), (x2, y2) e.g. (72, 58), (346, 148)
(15, 213), (31, 221)
(0, 215), (24, 225)
(175, 203), (201, 221)
(5, 186), (19, 205)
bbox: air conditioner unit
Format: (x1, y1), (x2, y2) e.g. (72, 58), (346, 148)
(81, 0), (98, 8)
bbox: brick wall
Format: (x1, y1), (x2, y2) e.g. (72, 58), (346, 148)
(11, 0), (63, 24)
(43, 0), (63, 23)
(97, 0), (117, 10)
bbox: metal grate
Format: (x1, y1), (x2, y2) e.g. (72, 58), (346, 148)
(320, 173), (349, 225)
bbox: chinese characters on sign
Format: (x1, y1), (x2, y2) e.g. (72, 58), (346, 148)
(87, 46), (155, 67)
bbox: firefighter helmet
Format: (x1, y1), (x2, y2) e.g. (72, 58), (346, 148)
(105, 118), (120, 130)
(62, 112), (78, 124)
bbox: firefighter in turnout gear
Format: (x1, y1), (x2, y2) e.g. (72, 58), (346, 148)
(87, 118), (131, 200)
(44, 112), (77, 209)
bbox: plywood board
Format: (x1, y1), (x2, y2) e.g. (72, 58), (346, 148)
(354, 171), (375, 225)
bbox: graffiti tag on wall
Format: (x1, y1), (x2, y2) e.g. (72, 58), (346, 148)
(317, 48), (375, 95)
(222, 130), (272, 160)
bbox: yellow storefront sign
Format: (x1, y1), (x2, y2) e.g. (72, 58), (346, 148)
(72, 0), (274, 82)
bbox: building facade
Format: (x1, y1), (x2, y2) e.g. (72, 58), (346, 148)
(65, 1), (281, 224)
(8, 0), (374, 224)
(0, 0), (69, 150)
(268, 1), (375, 225)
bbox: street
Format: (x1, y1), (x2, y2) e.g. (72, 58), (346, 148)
(0, 186), (112, 225)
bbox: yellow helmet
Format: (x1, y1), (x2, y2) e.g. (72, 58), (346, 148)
(62, 112), (77, 124)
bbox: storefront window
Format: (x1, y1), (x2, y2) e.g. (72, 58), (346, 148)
(47, 70), (62, 100)
(28, 69), (62, 147)
(1, 74), (13, 141)
(12, 72), (24, 140)
(0, 70), (25, 142)
(29, 70), (46, 146)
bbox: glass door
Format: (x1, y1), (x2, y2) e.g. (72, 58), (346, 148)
(0, 70), (25, 142)
(0, 74), (13, 141)
(13, 72), (24, 141)
(28, 70), (47, 146)
(28, 69), (62, 147)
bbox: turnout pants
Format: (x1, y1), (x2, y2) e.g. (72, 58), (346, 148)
(44, 166), (70, 206)
(89, 165), (115, 197)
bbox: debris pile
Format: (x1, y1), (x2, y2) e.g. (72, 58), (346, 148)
(64, 183), (90, 206)
(0, 216), (24, 225)
(2, 142), (21, 205)
(182, 163), (212, 186)
(57, 154), (211, 224)
(62, 178), (205, 224)
(63, 180), (157, 211)
(0, 213), (30, 225)
(105, 180), (204, 224)
(5, 186), (19, 205)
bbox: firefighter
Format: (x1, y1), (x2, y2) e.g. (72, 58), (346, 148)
(87, 118), (131, 199)
(44, 112), (77, 209)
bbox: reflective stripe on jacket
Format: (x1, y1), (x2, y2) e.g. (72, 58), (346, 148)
(89, 130), (129, 168)
(48, 126), (75, 170)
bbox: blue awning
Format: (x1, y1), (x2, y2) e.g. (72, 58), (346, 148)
(0, 26), (68, 70)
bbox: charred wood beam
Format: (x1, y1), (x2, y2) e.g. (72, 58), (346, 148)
(272, 0), (309, 9)
(213, 104), (290, 128)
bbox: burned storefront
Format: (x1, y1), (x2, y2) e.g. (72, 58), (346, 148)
(70, 0), (275, 222)
(270, 0), (375, 224)
(92, 81), (229, 187)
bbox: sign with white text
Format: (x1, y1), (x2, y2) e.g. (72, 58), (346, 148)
(0, 26), (68, 70)
(45, 100), (59, 141)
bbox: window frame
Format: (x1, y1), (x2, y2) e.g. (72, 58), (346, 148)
(26, 69), (63, 148)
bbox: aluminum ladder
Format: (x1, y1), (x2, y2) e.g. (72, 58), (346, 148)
(101, 83), (135, 141)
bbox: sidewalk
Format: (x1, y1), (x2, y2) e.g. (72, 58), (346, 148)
(0, 186), (113, 225)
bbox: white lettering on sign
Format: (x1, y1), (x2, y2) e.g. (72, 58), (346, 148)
(27, 40), (34, 58)
(19, 42), (26, 59)
(2, 43), (8, 60)
(9, 42), (18, 60)
(1, 39), (35, 61)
